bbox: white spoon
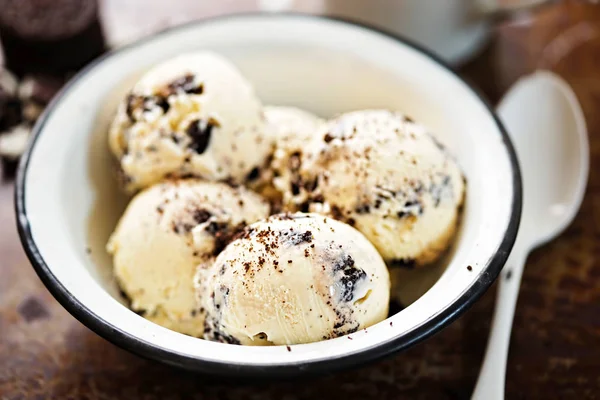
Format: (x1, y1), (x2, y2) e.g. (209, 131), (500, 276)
(472, 71), (589, 400)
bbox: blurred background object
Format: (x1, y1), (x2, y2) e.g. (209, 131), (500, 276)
(0, 0), (106, 176)
(318, 0), (551, 65)
(0, 0), (106, 76)
(0, 0), (558, 176)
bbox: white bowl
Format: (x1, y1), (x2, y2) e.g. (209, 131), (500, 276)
(15, 14), (521, 377)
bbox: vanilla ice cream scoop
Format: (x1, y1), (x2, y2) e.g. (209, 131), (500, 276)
(279, 110), (465, 267)
(198, 212), (390, 345)
(107, 179), (269, 336)
(109, 52), (273, 192)
(264, 106), (322, 203)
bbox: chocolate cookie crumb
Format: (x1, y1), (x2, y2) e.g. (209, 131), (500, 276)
(187, 118), (220, 154)
(334, 254), (366, 302)
(290, 180), (301, 196)
(330, 205), (344, 221)
(355, 204), (370, 214)
(167, 74), (203, 95)
(246, 166), (260, 181)
(192, 209), (212, 224)
(287, 230), (313, 245)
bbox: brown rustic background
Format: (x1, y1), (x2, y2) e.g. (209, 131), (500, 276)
(1, 0), (600, 399)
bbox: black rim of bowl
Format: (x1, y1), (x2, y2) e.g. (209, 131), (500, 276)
(14, 13), (522, 378)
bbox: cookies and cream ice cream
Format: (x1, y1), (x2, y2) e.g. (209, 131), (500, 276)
(277, 110), (465, 267)
(105, 50), (469, 345)
(264, 106), (322, 203)
(107, 179), (270, 336)
(109, 52), (273, 193)
(198, 212), (390, 345)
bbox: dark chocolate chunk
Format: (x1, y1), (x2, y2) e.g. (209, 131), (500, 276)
(154, 97), (170, 114)
(330, 205), (345, 221)
(298, 202), (310, 213)
(305, 178), (318, 192)
(166, 74), (203, 95)
(186, 118), (219, 154)
(206, 221), (227, 236)
(212, 222), (246, 256)
(334, 254), (367, 302)
(192, 209), (212, 225)
(125, 94), (169, 122)
(355, 204), (370, 214)
(286, 230), (313, 245)
(290, 180), (301, 196)
(246, 167), (260, 182)
(172, 222), (195, 234)
(311, 194), (325, 203)
(397, 199), (424, 218)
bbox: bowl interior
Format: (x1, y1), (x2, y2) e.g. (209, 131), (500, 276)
(19, 15), (517, 372)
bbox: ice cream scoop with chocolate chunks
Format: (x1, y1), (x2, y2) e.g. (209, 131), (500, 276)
(109, 52), (274, 193)
(262, 106), (323, 203)
(277, 110), (465, 267)
(107, 179), (270, 336)
(197, 212), (390, 345)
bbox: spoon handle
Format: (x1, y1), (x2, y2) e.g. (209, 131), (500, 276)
(472, 246), (528, 400)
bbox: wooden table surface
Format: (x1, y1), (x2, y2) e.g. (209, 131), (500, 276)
(1, 1), (600, 398)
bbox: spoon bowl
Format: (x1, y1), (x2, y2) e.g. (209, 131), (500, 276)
(498, 71), (589, 249)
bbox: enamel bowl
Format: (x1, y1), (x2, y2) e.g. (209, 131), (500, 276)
(15, 14), (521, 377)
